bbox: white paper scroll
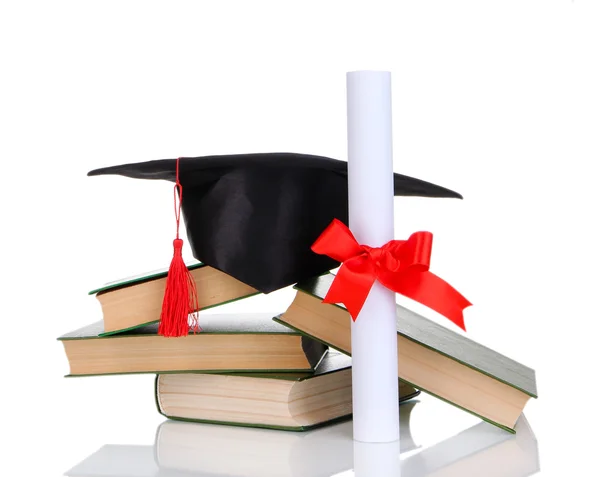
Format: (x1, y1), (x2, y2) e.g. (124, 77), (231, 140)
(347, 70), (400, 443)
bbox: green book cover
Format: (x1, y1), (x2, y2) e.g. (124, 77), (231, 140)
(88, 262), (206, 295)
(155, 350), (421, 432)
(59, 313), (327, 377)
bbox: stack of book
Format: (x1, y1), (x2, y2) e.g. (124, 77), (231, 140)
(58, 263), (419, 430)
(59, 263), (536, 432)
(60, 153), (537, 433)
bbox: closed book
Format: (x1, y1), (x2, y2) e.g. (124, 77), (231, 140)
(90, 263), (258, 335)
(59, 313), (327, 376)
(155, 350), (420, 431)
(275, 273), (538, 432)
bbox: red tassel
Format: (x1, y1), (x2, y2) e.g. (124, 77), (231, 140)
(158, 158), (201, 337)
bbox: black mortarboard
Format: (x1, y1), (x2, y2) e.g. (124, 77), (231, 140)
(88, 153), (462, 294)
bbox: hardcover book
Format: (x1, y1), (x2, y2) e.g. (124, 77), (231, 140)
(275, 274), (538, 432)
(90, 263), (259, 335)
(59, 313), (327, 376)
(155, 350), (420, 431)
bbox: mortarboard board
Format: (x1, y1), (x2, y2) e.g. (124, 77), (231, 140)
(89, 153), (462, 295)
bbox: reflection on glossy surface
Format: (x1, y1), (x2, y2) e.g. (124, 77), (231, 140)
(399, 415), (539, 477)
(354, 440), (401, 477)
(66, 400), (539, 477)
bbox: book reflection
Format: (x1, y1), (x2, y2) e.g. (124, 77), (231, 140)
(66, 401), (539, 477)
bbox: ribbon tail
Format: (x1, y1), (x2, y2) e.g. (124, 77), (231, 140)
(323, 261), (376, 321)
(382, 270), (472, 331)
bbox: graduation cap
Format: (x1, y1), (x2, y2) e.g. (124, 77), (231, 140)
(89, 153), (462, 336)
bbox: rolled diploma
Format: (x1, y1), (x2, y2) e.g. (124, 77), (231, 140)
(347, 70), (400, 443)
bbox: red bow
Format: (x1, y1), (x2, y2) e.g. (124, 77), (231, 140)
(311, 219), (471, 330)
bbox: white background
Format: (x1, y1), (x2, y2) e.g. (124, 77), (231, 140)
(1, 1), (599, 475)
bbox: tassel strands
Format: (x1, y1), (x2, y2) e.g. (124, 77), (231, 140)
(158, 158), (201, 337)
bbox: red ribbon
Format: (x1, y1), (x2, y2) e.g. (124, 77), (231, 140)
(311, 219), (472, 330)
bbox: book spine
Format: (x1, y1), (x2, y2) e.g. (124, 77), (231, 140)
(154, 375), (166, 417)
